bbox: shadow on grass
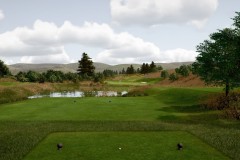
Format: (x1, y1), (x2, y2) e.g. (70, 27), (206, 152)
(157, 104), (220, 125)
(158, 112), (220, 125)
(157, 104), (205, 113)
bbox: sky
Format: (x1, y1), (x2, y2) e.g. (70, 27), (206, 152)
(0, 0), (239, 65)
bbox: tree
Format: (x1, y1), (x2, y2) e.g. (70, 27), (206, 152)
(126, 65), (135, 74)
(103, 69), (117, 78)
(140, 63), (150, 74)
(26, 70), (40, 82)
(44, 70), (65, 83)
(77, 53), (95, 77)
(169, 73), (178, 82)
(161, 70), (169, 79)
(175, 65), (190, 77)
(0, 60), (11, 77)
(121, 68), (126, 74)
(193, 12), (240, 96)
(150, 61), (157, 72)
(93, 73), (104, 83)
(157, 65), (163, 71)
(16, 72), (28, 82)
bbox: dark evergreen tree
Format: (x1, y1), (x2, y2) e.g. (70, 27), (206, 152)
(136, 68), (140, 73)
(141, 63), (150, 74)
(121, 68), (126, 74)
(103, 69), (117, 77)
(77, 53), (95, 77)
(150, 61), (157, 72)
(126, 65), (135, 74)
(0, 60), (11, 77)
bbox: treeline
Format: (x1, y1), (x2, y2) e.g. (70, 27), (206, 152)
(1, 53), (164, 83)
(120, 61), (163, 74)
(160, 64), (192, 81)
(14, 69), (120, 83)
(15, 70), (78, 83)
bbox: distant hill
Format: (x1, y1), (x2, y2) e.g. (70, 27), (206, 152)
(8, 62), (193, 75)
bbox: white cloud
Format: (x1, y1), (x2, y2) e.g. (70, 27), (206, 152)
(0, 10), (4, 21)
(0, 20), (197, 64)
(161, 48), (198, 63)
(20, 51), (72, 64)
(110, 0), (218, 27)
(96, 48), (197, 64)
(0, 20), (163, 64)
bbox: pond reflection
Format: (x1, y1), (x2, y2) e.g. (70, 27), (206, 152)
(28, 91), (127, 99)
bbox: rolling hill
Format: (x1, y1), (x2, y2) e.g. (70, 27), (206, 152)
(8, 62), (193, 75)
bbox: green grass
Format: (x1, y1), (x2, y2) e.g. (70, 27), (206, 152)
(0, 88), (219, 121)
(106, 80), (148, 86)
(0, 87), (239, 160)
(0, 81), (20, 86)
(136, 77), (163, 84)
(106, 74), (159, 86)
(24, 132), (229, 160)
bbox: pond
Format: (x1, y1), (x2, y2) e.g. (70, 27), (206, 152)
(28, 91), (128, 99)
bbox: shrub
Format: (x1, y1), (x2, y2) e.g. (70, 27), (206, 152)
(175, 65), (190, 77)
(168, 73), (178, 82)
(203, 93), (229, 110)
(203, 92), (240, 120)
(124, 87), (149, 97)
(224, 105), (240, 120)
(160, 70), (169, 79)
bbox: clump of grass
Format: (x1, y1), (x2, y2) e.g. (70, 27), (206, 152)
(203, 93), (229, 110)
(124, 86), (149, 97)
(0, 83), (54, 104)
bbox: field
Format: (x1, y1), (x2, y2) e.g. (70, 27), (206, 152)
(0, 77), (240, 160)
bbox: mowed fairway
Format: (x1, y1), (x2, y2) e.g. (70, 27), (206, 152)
(0, 88), (219, 121)
(24, 132), (228, 160)
(0, 96), (164, 121)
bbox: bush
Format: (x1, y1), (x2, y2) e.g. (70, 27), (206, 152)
(160, 70), (169, 79)
(203, 92), (240, 119)
(203, 93), (229, 110)
(124, 87), (149, 97)
(93, 73), (104, 83)
(175, 65), (190, 77)
(168, 73), (178, 82)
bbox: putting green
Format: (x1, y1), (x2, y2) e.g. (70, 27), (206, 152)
(24, 131), (229, 160)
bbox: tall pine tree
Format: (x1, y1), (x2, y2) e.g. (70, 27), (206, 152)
(77, 53), (95, 77)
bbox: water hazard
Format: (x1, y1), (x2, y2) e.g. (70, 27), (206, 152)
(28, 91), (128, 99)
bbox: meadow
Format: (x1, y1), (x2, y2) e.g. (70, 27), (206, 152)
(0, 77), (239, 160)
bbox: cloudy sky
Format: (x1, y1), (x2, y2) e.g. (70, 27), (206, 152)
(0, 0), (239, 65)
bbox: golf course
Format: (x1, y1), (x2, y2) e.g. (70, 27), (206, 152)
(0, 78), (239, 160)
(1, 1), (240, 160)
